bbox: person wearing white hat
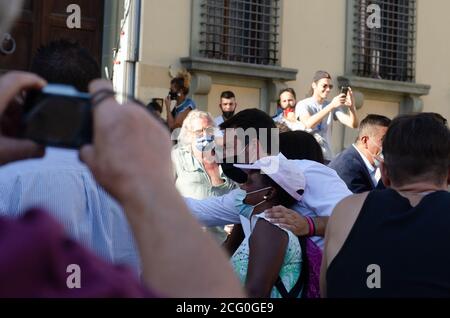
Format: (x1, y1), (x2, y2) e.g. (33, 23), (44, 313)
(185, 110), (352, 249)
(230, 153), (306, 298)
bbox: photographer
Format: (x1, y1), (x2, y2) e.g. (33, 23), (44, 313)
(0, 40), (141, 273)
(0, 1), (243, 297)
(165, 70), (196, 130)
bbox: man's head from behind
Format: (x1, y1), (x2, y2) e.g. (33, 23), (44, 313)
(356, 114), (391, 166)
(219, 91), (237, 120)
(381, 113), (450, 188)
(30, 39), (100, 92)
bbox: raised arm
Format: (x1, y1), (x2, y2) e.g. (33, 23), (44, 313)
(334, 88), (359, 129)
(297, 95), (346, 130)
(185, 189), (242, 227)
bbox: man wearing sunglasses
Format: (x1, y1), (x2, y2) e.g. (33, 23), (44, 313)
(296, 70), (359, 162)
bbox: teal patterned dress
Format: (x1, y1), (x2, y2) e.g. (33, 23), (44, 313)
(231, 213), (302, 298)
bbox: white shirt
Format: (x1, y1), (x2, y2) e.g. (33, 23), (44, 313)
(185, 159), (352, 248)
(352, 144), (379, 187)
(214, 115), (225, 126)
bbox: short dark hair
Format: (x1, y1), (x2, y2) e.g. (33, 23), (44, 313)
(220, 108), (276, 154)
(279, 131), (325, 164)
(383, 113), (450, 187)
(360, 114), (391, 131)
(147, 101), (162, 113)
(357, 114), (391, 141)
(421, 112), (448, 126)
(220, 91), (235, 100)
(30, 39), (100, 92)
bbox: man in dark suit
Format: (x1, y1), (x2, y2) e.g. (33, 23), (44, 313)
(329, 114), (391, 193)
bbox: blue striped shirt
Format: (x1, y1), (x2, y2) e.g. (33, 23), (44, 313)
(0, 148), (141, 274)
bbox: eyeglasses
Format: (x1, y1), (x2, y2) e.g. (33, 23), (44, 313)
(193, 126), (215, 137)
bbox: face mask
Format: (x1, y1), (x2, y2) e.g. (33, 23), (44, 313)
(283, 108), (295, 117)
(234, 187), (271, 219)
(373, 152), (384, 168)
(367, 138), (383, 166)
(195, 135), (214, 152)
(222, 111), (235, 120)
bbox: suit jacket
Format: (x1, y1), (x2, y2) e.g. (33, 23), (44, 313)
(328, 145), (375, 193)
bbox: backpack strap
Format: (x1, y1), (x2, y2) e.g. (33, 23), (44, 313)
(275, 236), (307, 298)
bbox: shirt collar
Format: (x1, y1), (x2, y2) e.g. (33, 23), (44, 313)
(352, 144), (375, 174)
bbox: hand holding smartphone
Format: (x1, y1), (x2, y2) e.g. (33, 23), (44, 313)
(340, 86), (349, 96)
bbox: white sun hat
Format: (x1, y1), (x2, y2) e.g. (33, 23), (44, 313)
(234, 153), (306, 201)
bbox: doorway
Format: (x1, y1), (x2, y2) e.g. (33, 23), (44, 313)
(0, 0), (105, 73)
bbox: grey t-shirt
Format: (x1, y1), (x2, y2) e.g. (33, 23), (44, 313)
(295, 97), (345, 160)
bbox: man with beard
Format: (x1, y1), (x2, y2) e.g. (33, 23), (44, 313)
(215, 91), (238, 126)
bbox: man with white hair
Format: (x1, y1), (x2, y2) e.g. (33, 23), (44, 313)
(172, 110), (236, 242)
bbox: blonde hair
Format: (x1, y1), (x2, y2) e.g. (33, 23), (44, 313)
(177, 110), (216, 146)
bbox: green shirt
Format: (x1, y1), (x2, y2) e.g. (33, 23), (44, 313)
(172, 145), (236, 200)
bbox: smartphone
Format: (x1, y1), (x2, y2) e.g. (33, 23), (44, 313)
(20, 84), (93, 149)
(168, 91), (178, 101)
(340, 86), (349, 96)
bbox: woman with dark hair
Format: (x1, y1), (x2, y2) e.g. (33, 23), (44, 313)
(273, 88), (304, 131)
(279, 130), (325, 164)
(231, 154), (304, 298)
(165, 70), (196, 130)
(222, 131), (326, 250)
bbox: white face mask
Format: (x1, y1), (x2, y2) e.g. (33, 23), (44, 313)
(0, 0), (23, 35)
(368, 138), (383, 167)
(373, 152), (384, 168)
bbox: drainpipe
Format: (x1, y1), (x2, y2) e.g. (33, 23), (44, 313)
(125, 0), (141, 100)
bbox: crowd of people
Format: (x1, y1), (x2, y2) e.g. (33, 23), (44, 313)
(0, 1), (449, 298)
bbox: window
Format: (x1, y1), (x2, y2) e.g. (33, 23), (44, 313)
(353, 0), (416, 82)
(199, 0), (280, 65)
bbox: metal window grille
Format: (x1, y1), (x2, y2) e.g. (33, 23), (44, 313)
(199, 0), (280, 65)
(353, 0), (416, 82)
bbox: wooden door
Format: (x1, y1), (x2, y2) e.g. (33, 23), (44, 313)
(0, 0), (104, 73)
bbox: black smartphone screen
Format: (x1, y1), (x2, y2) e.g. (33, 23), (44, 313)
(22, 90), (92, 148)
(340, 86), (349, 96)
